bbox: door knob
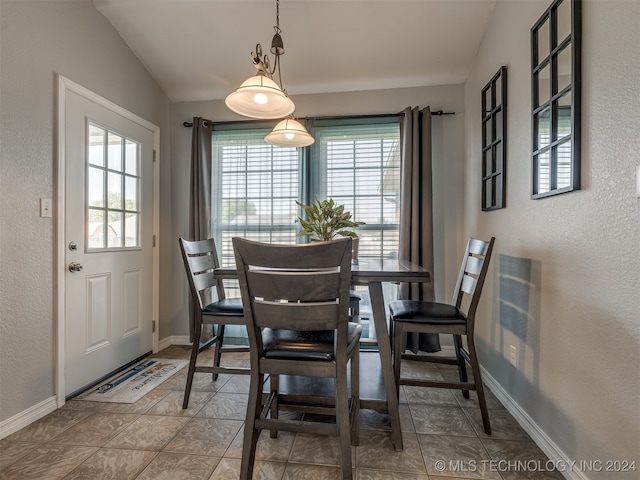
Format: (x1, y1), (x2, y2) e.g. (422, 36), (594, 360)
(68, 262), (83, 272)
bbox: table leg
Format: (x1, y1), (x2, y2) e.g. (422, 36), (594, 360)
(368, 281), (403, 451)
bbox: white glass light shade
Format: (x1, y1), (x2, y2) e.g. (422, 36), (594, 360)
(265, 118), (315, 147)
(225, 74), (295, 119)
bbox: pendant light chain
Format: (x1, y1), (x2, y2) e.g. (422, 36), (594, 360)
(273, 0), (284, 91)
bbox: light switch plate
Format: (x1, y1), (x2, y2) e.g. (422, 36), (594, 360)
(40, 198), (52, 218)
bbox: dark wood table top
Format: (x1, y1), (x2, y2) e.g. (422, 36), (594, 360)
(215, 257), (431, 283)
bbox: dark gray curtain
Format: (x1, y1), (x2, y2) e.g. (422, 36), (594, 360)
(188, 117), (213, 341)
(398, 106), (441, 353)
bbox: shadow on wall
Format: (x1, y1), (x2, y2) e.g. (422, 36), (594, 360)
(481, 254), (577, 461)
(492, 253), (542, 388)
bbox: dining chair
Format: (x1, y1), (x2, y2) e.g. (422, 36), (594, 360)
(179, 237), (249, 409)
(233, 237), (361, 480)
(390, 236), (495, 434)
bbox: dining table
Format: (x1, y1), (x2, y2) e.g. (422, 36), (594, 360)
(215, 256), (431, 452)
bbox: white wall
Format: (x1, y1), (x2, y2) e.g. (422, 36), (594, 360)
(168, 85), (467, 338)
(463, 0), (640, 474)
(0, 0), (171, 423)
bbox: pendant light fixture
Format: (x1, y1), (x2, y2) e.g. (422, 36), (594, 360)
(265, 117), (315, 147)
(224, 0), (314, 147)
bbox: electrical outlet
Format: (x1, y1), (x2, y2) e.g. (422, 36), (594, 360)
(40, 198), (52, 218)
(509, 345), (517, 367)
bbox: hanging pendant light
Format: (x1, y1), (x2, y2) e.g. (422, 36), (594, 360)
(225, 0), (314, 146)
(265, 117), (315, 147)
(225, 70), (294, 120)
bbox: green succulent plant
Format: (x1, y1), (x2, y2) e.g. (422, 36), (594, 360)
(296, 198), (365, 241)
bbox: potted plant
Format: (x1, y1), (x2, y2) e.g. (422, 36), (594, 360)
(296, 198), (365, 259)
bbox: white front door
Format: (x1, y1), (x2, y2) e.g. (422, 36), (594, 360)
(62, 82), (156, 397)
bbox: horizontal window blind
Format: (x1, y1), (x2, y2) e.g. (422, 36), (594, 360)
(212, 128), (300, 269)
(311, 121), (400, 259)
(212, 120), (401, 263)
(211, 118), (401, 341)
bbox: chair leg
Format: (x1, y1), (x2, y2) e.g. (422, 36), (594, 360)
(335, 363), (353, 480)
(392, 321), (403, 400)
(212, 324), (226, 381)
(240, 372), (264, 480)
(183, 325), (202, 409)
(350, 347), (360, 446)
(269, 374), (279, 439)
(453, 334), (469, 398)
(466, 335), (491, 435)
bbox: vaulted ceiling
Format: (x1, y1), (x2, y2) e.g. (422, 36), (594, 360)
(94, 0), (497, 102)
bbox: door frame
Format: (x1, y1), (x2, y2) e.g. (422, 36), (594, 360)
(55, 75), (160, 407)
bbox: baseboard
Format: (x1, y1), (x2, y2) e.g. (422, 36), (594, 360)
(480, 366), (587, 480)
(160, 335), (191, 348)
(0, 396), (58, 440)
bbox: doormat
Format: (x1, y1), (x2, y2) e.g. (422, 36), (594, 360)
(76, 358), (188, 403)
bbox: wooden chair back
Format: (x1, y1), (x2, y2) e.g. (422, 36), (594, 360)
(179, 237), (226, 311)
(451, 236), (495, 325)
(233, 237), (352, 359)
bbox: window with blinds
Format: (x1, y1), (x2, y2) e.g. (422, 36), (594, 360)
(211, 118), (401, 267)
(211, 118), (400, 341)
(311, 119), (401, 259)
(212, 127), (300, 269)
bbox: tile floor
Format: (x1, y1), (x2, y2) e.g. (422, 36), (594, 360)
(0, 345), (563, 479)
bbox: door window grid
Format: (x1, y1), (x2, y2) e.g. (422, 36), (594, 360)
(87, 122), (141, 249)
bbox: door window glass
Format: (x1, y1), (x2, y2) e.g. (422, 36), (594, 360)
(87, 122), (141, 249)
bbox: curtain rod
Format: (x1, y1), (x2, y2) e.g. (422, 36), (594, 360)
(182, 110), (454, 128)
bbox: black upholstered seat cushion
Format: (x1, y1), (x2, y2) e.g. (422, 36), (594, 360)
(203, 297), (243, 314)
(262, 323), (363, 361)
(389, 300), (467, 325)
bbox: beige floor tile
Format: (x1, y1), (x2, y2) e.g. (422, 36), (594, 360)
(227, 428), (297, 462)
(453, 387), (506, 411)
(196, 392), (248, 420)
(402, 385), (459, 406)
(0, 444), (97, 479)
(0, 441), (39, 471)
(463, 408), (531, 441)
(52, 412), (140, 447)
(5, 410), (92, 443)
(163, 417), (243, 457)
(288, 432), (343, 466)
(191, 371), (236, 391)
(105, 414), (190, 451)
(410, 404), (477, 436)
(146, 390), (213, 416)
(64, 448), (156, 479)
(208, 457), (287, 480)
(136, 451), (220, 480)
(356, 430), (427, 474)
(218, 375), (251, 394)
(417, 434), (501, 479)
(356, 469), (430, 479)
(282, 462), (344, 480)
